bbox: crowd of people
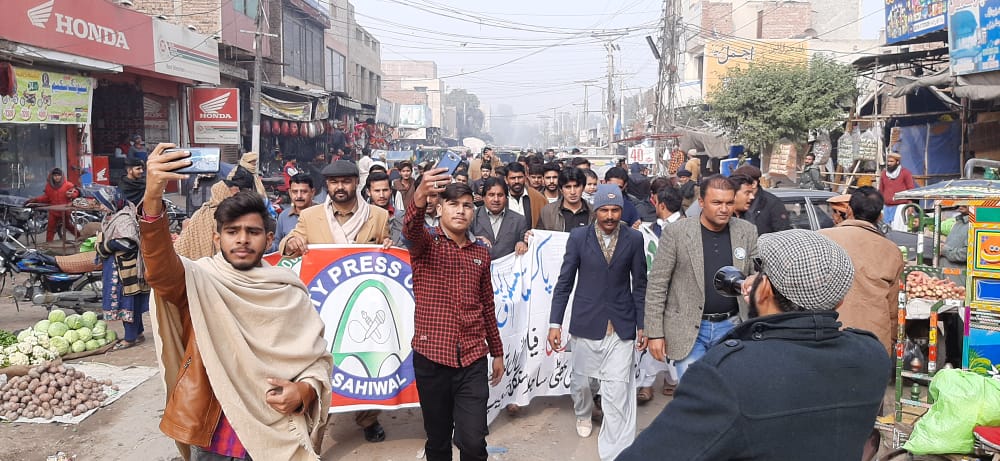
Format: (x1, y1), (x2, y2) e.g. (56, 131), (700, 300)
(53, 141), (911, 461)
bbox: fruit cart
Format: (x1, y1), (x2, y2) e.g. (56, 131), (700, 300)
(880, 180), (1000, 449)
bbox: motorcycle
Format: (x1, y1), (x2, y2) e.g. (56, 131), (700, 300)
(164, 198), (187, 234)
(0, 195), (47, 244)
(0, 224), (103, 314)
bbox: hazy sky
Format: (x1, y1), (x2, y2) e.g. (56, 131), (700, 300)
(354, 0), (884, 121)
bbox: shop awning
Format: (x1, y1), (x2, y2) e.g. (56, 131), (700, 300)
(3, 44), (123, 73)
(894, 179), (1000, 200)
(261, 83), (329, 101)
(887, 67), (1000, 102)
(851, 46), (949, 71)
(337, 97), (363, 111)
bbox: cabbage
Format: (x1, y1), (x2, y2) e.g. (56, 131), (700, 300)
(16, 329), (33, 342)
(76, 327), (92, 342)
(95, 338), (107, 348)
(85, 339), (100, 351)
(47, 322), (68, 338)
(63, 330), (80, 344)
(8, 352), (29, 366)
(105, 330), (117, 342)
(91, 324), (106, 338)
(81, 312), (98, 329)
(95, 320), (108, 331)
(48, 309), (67, 323)
(70, 341), (86, 353)
(65, 314), (83, 330)
(49, 337), (70, 356)
(33, 319), (50, 334)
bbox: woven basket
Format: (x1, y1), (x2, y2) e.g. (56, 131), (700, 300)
(54, 251), (101, 273)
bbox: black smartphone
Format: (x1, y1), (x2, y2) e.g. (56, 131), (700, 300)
(165, 147), (221, 174)
(435, 151), (462, 176)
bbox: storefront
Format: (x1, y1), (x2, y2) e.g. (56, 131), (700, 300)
(3, 0), (220, 191)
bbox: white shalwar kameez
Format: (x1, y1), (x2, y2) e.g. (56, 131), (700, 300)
(570, 332), (636, 461)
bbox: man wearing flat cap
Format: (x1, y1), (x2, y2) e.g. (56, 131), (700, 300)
(278, 160), (392, 443)
(618, 229), (891, 461)
(549, 184), (647, 460)
(878, 151), (915, 230)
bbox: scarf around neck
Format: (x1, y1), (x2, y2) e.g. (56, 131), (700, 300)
(324, 196), (371, 243)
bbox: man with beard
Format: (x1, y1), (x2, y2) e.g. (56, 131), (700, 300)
(269, 173), (315, 253)
(537, 167), (593, 232)
(549, 184), (647, 459)
(26, 167), (80, 242)
(541, 162), (562, 203)
(798, 153), (826, 190)
(278, 160), (390, 443)
(619, 230), (890, 461)
(729, 175), (756, 220)
(367, 171), (406, 246)
(731, 165), (790, 235)
(528, 163), (545, 192)
(119, 158), (147, 204)
(140, 145), (332, 460)
(404, 172), (504, 461)
(645, 175), (758, 380)
(675, 169), (698, 210)
(505, 162), (545, 228)
(878, 152), (915, 230)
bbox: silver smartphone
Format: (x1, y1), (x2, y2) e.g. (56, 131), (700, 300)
(165, 147), (221, 174)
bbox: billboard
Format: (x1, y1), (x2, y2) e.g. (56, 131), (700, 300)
(190, 87), (240, 145)
(948, 0), (1000, 75)
(398, 104), (431, 129)
(1, 66), (94, 124)
(885, 0), (947, 45)
(702, 39), (809, 98)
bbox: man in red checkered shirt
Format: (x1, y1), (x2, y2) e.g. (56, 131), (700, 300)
(403, 168), (505, 461)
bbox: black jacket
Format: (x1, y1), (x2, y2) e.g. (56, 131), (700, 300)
(746, 188), (791, 234)
(618, 311), (890, 461)
(118, 176), (146, 205)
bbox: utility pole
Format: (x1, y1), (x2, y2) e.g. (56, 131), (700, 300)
(650, 0), (680, 174)
(605, 42), (615, 149)
(242, 2), (277, 155)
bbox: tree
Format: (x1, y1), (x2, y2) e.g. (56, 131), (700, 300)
(706, 57), (857, 154)
(445, 89), (486, 139)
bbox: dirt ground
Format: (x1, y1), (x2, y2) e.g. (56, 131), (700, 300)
(0, 270), (674, 461)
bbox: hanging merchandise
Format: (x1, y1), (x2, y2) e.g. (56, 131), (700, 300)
(812, 131), (832, 165)
(858, 129), (879, 161)
(261, 118), (271, 136)
(837, 131), (855, 168)
(272, 119), (281, 136)
(316, 120), (326, 136)
(280, 121), (290, 137)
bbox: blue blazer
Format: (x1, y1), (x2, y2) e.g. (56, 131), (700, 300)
(550, 223), (647, 341)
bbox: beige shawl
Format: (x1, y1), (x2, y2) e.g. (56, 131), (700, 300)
(228, 151), (267, 196)
(151, 254), (332, 461)
(323, 197), (371, 243)
(174, 181), (232, 260)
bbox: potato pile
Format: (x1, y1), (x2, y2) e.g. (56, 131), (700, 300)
(0, 363), (117, 421)
(905, 271), (966, 300)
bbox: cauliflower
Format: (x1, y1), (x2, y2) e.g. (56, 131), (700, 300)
(22, 335), (38, 347)
(3, 345), (17, 355)
(16, 342), (32, 355)
(34, 332), (50, 348)
(0, 353), (6, 368)
(7, 352), (29, 366)
(32, 345), (53, 361)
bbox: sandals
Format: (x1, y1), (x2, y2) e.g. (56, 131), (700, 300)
(637, 387), (654, 404)
(662, 384), (676, 396)
(111, 335), (146, 351)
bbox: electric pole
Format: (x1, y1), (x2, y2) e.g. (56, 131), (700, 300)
(250, 2), (264, 155)
(605, 41), (616, 149)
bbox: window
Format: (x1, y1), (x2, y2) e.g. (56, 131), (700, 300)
(326, 48), (346, 92)
(371, 39), (377, 51)
(283, 12), (324, 86)
(234, 0), (259, 19)
(356, 28), (363, 40)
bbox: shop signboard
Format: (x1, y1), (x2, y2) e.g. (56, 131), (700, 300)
(702, 39), (809, 98)
(8, 0), (154, 69)
(190, 88), (239, 145)
(948, 0), (1000, 75)
(143, 95), (170, 144)
(1, 67), (94, 124)
(398, 104), (431, 129)
(628, 145), (654, 164)
(153, 20), (220, 84)
(884, 0), (947, 45)
(260, 93), (313, 121)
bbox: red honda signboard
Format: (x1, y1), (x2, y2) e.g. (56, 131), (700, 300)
(7, 0), (154, 68)
(190, 87), (240, 145)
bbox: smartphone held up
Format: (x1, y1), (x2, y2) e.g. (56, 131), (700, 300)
(164, 147), (222, 174)
(434, 151), (463, 177)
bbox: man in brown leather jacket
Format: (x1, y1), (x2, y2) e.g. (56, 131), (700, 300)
(140, 144), (332, 461)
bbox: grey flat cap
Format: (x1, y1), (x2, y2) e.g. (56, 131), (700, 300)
(322, 160), (359, 177)
(757, 229), (854, 311)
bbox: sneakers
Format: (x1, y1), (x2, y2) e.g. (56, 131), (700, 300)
(576, 418), (593, 437)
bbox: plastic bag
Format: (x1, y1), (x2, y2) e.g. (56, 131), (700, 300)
(903, 369), (1000, 454)
(902, 338), (926, 372)
(78, 236), (96, 253)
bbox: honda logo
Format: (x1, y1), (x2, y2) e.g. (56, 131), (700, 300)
(27, 0), (53, 28)
(199, 93), (233, 119)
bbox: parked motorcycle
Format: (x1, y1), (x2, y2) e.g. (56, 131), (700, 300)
(0, 225), (102, 314)
(164, 198), (186, 233)
(0, 195), (47, 244)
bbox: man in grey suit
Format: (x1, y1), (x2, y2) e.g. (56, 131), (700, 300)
(646, 175), (758, 379)
(472, 177), (529, 259)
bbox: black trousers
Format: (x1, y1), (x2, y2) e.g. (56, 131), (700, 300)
(413, 352), (489, 461)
